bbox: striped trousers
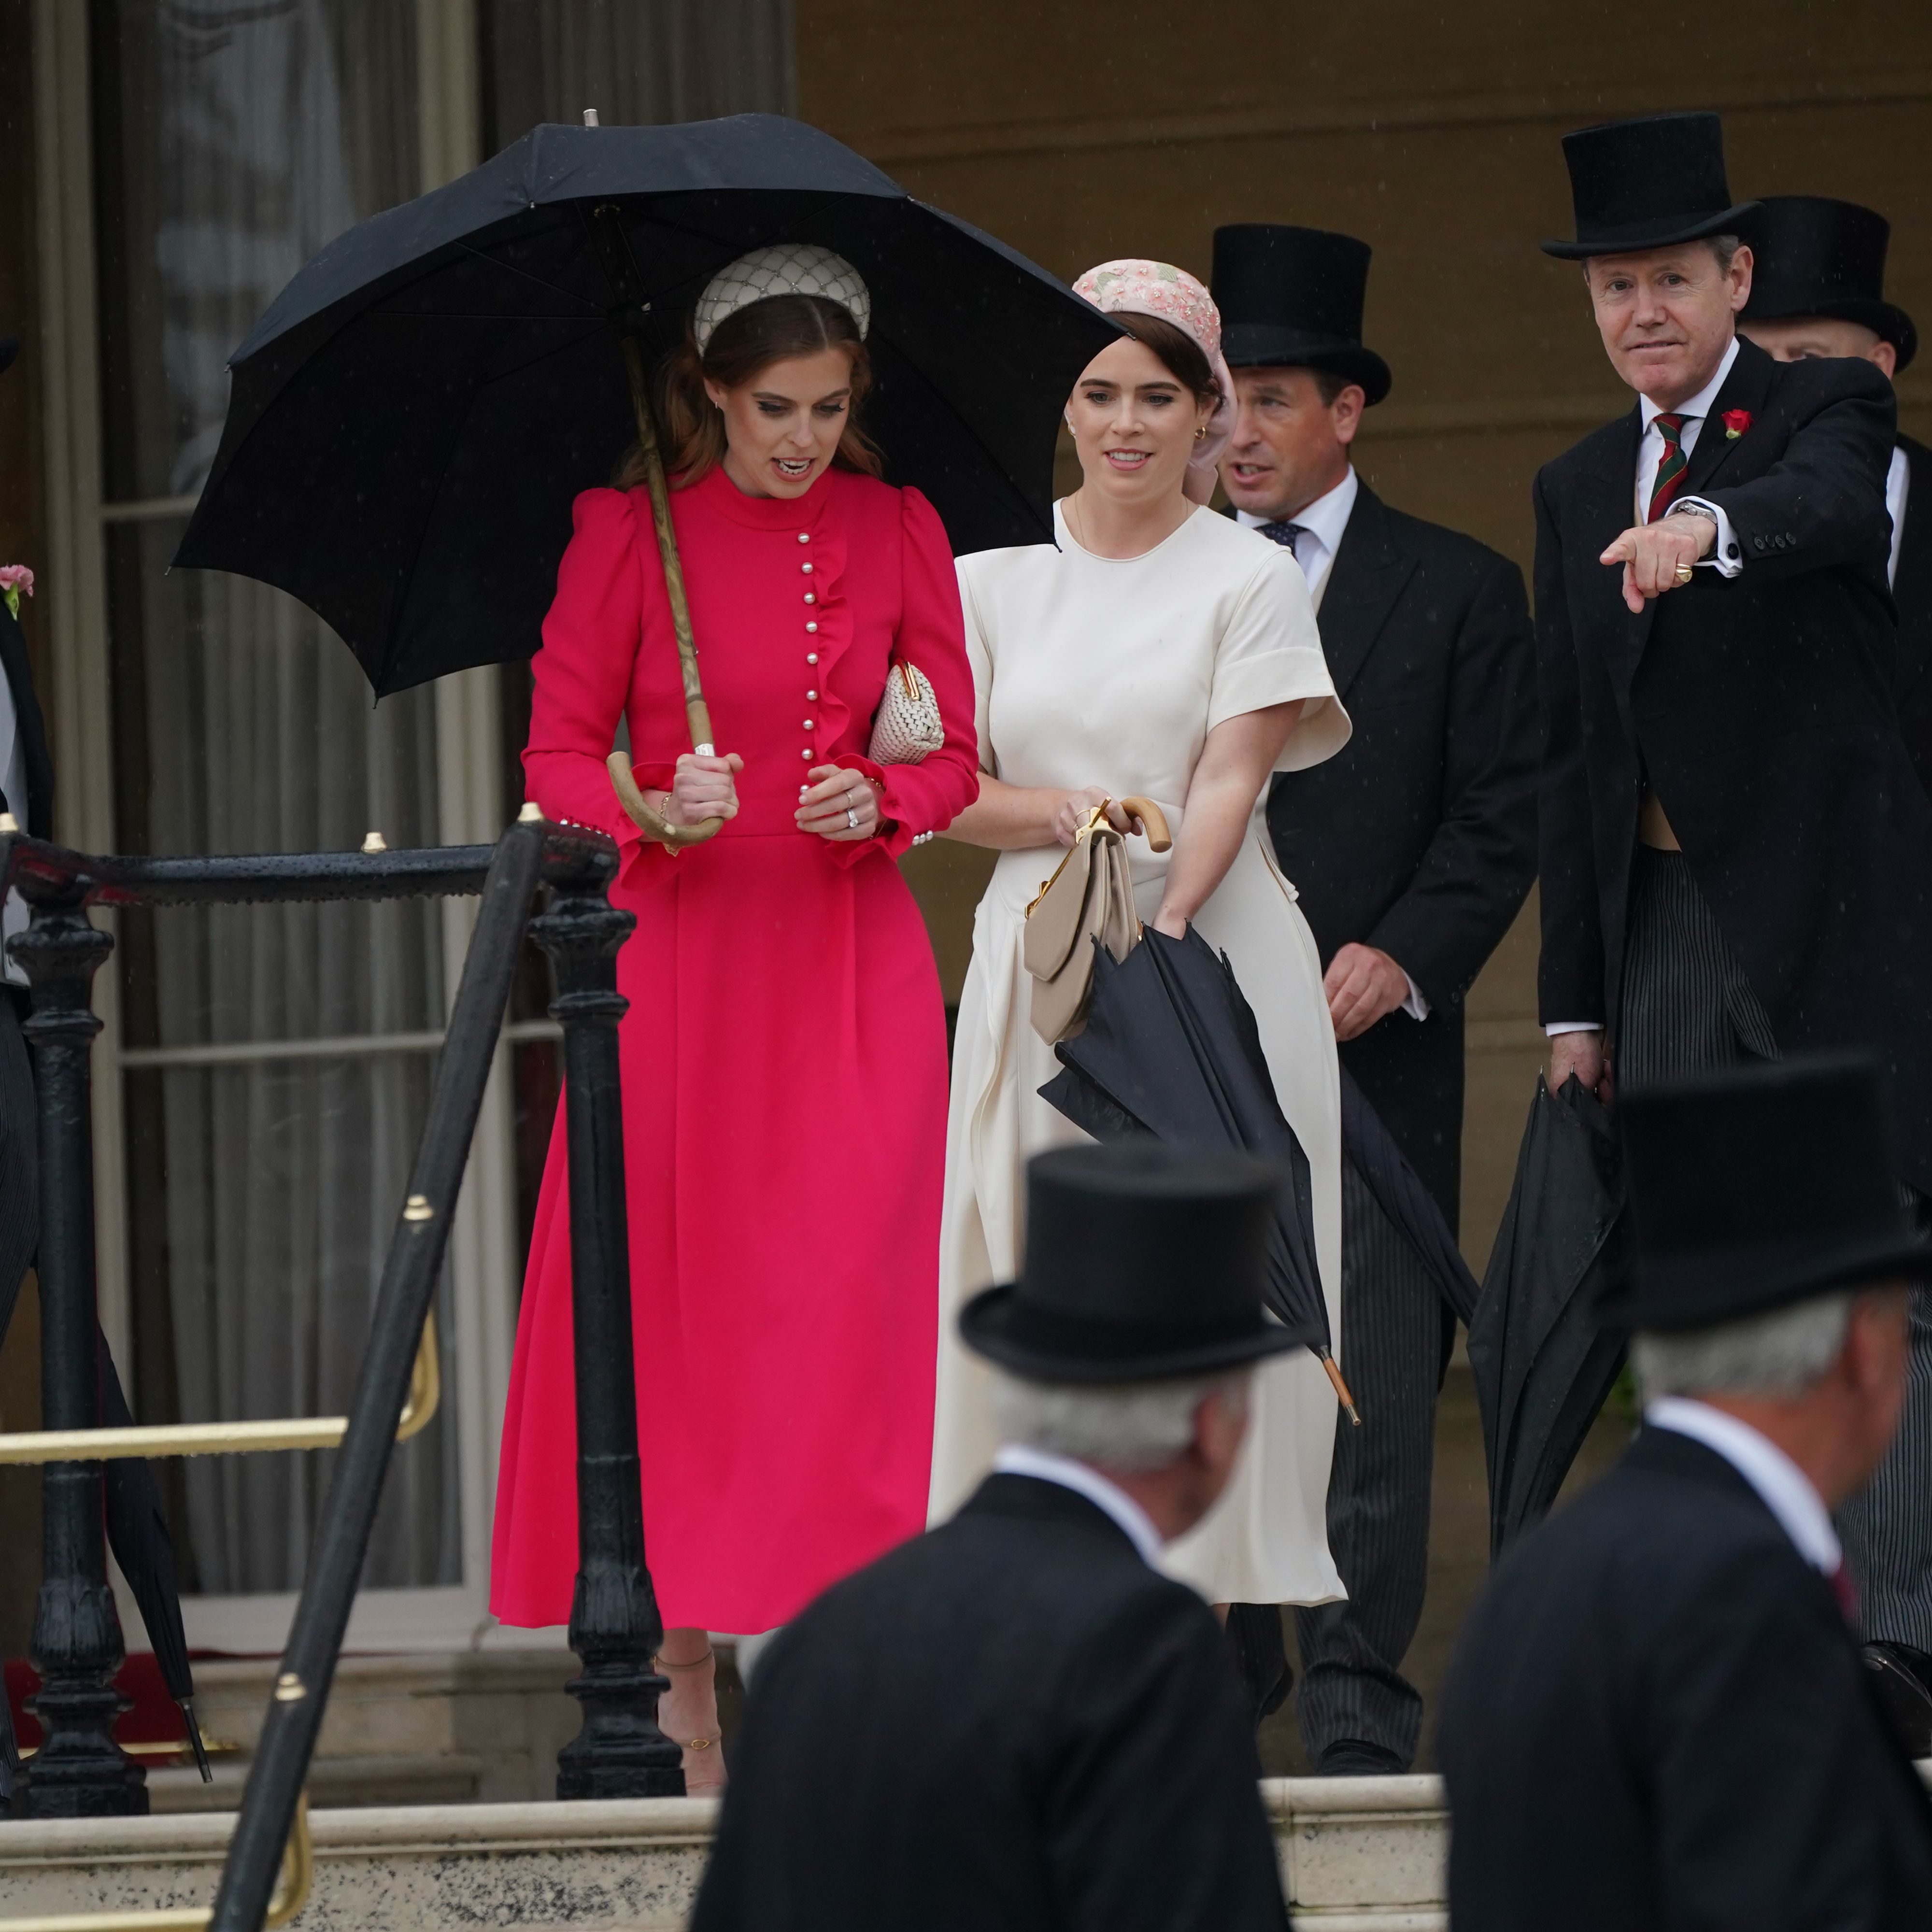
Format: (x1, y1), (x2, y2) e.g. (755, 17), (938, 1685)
(1620, 848), (1932, 1651)
(1292, 1159), (1444, 1766)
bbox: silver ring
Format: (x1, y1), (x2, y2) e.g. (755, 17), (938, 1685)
(846, 807), (859, 830)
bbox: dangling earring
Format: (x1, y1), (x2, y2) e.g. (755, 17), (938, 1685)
(1194, 423), (1209, 441)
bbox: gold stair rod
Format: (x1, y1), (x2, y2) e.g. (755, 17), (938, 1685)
(0, 1793), (312, 1932)
(0, 1317), (439, 1465)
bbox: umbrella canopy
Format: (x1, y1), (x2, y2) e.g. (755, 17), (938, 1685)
(173, 114), (1122, 696)
(1466, 1073), (1630, 1554)
(1039, 926), (1357, 1418)
(1338, 1065), (1480, 1325)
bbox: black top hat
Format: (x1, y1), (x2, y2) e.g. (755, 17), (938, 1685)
(1543, 112), (1758, 261)
(1211, 225), (1392, 405)
(1600, 1056), (1931, 1333)
(1739, 196), (1916, 374)
(959, 1144), (1303, 1382)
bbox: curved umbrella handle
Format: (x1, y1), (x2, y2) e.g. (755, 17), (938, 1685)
(608, 751), (725, 848)
(1119, 795), (1173, 853)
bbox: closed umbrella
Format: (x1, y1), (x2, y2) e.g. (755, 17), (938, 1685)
(1466, 1073), (1630, 1554)
(1338, 1065), (1480, 1325)
(1040, 926), (1358, 1421)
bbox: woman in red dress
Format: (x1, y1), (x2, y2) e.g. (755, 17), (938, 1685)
(491, 247), (980, 1783)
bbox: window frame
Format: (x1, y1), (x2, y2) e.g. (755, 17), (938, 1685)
(33, 0), (548, 1658)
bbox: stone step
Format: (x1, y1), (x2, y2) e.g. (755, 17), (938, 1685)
(0, 1779), (1449, 1929)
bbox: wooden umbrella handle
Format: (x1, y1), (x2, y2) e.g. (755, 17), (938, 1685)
(602, 326), (723, 848)
(1119, 796), (1173, 852)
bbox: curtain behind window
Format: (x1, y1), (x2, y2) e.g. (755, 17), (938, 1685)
(96, 0), (458, 1596)
(481, 0), (796, 152)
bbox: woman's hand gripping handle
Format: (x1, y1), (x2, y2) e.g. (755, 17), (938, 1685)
(608, 749), (739, 849)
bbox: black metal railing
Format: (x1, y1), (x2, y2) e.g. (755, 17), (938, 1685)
(0, 813), (682, 1927)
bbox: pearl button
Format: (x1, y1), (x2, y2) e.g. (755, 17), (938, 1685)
(806, 651), (819, 664)
(806, 689), (818, 701)
(803, 719), (815, 730)
(796, 532), (810, 544)
(806, 621), (818, 634)
(803, 592), (815, 604)
(801, 561), (813, 574)
(801, 748), (812, 759)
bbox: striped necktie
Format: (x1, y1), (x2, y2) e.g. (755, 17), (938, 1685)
(1257, 520), (1308, 564)
(1647, 412), (1689, 522)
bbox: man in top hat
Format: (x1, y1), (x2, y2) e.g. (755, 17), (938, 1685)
(693, 1146), (1293, 1932)
(1737, 197), (1929, 793)
(1440, 1055), (1932, 1929)
(1733, 191), (1932, 1755)
(1535, 115), (1932, 1197)
(1211, 224), (1539, 1773)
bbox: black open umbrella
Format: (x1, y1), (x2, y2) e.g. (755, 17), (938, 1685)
(1466, 1073), (1630, 1554)
(174, 113), (1120, 700)
(1039, 926), (1358, 1421)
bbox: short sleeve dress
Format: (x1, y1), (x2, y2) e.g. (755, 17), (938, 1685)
(931, 501), (1353, 1605)
(494, 464), (980, 1637)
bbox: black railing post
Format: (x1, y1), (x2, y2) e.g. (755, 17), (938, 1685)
(532, 847), (682, 1800)
(11, 890), (144, 1818)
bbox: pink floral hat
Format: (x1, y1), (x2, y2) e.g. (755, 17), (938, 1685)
(1072, 259), (1236, 485)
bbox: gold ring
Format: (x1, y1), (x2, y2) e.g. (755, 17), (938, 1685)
(1674, 563), (1693, 584)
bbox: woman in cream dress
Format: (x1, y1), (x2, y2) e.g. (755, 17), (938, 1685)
(931, 260), (1354, 1607)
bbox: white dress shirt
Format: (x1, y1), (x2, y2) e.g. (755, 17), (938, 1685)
(1646, 1395), (1842, 1575)
(1888, 443), (1910, 590)
(1239, 465), (1427, 1022)
(992, 1443), (1165, 1569)
(1546, 337), (1751, 1037)
(0, 662), (27, 987)
(1634, 334), (1743, 578)
(1237, 465), (1358, 609)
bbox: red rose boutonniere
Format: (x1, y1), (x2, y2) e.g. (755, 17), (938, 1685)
(1722, 409), (1753, 440)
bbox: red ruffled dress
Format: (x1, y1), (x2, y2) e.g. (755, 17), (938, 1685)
(491, 463), (979, 1634)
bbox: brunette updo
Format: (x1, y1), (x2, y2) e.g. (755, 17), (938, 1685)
(626, 294), (884, 491)
(1108, 311), (1221, 410)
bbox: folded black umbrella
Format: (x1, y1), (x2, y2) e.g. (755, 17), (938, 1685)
(1039, 926), (1356, 1420)
(98, 1344), (211, 1781)
(174, 113), (1121, 696)
(1467, 1073), (1630, 1555)
(1337, 1064), (1480, 1325)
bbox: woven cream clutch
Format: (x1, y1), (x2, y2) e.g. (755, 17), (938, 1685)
(867, 660), (946, 765)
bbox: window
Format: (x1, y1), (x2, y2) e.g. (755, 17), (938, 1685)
(38, 0), (794, 1658)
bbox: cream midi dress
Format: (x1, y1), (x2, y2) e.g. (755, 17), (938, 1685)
(930, 502), (1354, 1605)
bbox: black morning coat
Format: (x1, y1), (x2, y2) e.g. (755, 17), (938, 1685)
(1439, 1427), (1932, 1930)
(1893, 432), (1932, 798)
(0, 597), (51, 838)
(1534, 335), (1932, 1195)
(1263, 484), (1538, 1225)
(689, 1474), (1292, 1932)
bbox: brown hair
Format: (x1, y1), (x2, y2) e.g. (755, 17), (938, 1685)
(1109, 311), (1221, 409)
(624, 295), (883, 491)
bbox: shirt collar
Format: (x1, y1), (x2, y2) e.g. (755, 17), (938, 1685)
(1640, 334), (1740, 431)
(1235, 463), (1357, 559)
(1645, 1395), (1843, 1574)
(991, 1443), (1165, 1568)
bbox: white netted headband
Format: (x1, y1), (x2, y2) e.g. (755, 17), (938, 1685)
(693, 244), (871, 353)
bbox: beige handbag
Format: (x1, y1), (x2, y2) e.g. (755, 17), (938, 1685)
(1022, 797), (1173, 1043)
(867, 660), (946, 765)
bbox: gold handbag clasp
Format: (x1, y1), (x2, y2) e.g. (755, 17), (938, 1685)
(1025, 801), (1113, 919)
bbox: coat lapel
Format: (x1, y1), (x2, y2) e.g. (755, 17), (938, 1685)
(1683, 335), (1776, 498)
(1316, 484), (1416, 699)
